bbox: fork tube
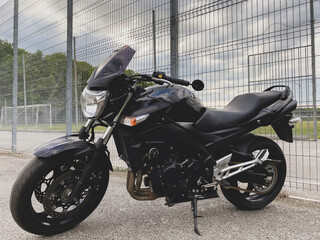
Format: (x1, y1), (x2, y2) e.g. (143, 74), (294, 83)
(85, 119), (93, 127)
(102, 92), (133, 145)
(78, 119), (95, 139)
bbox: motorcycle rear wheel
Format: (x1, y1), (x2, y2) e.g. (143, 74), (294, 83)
(221, 136), (286, 210)
(10, 153), (109, 235)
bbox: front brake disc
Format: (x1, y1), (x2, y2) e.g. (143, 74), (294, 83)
(43, 171), (93, 218)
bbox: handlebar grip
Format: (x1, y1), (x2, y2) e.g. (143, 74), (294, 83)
(164, 76), (190, 86)
(152, 71), (190, 86)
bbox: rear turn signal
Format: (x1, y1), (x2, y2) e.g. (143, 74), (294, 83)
(289, 116), (301, 124)
(120, 114), (149, 127)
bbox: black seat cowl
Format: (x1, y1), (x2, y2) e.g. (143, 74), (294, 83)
(193, 91), (282, 132)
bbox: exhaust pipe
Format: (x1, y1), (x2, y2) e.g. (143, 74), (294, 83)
(126, 170), (157, 201)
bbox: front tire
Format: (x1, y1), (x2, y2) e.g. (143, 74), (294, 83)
(10, 154), (109, 235)
(221, 137), (286, 210)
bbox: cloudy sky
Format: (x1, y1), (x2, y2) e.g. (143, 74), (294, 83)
(0, 0), (319, 107)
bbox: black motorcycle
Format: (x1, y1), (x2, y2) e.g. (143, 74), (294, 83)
(10, 46), (300, 235)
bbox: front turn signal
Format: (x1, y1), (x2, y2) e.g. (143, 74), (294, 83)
(120, 114), (149, 127)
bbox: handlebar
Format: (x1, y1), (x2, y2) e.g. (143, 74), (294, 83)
(127, 72), (204, 91)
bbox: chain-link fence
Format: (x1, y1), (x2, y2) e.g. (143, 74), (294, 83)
(0, 0), (319, 190)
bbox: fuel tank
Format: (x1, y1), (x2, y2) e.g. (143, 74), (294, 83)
(124, 84), (204, 122)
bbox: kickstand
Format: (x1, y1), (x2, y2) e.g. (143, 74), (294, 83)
(191, 197), (202, 236)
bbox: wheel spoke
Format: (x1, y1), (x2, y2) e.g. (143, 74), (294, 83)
(43, 171), (96, 218)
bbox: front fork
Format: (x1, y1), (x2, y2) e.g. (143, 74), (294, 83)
(68, 92), (133, 203)
(78, 118), (95, 140)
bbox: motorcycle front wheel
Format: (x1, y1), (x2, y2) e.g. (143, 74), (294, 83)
(221, 136), (286, 210)
(10, 153), (109, 235)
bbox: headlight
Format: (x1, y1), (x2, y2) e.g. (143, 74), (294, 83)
(80, 87), (108, 118)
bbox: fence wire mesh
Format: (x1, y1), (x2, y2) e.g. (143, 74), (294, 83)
(0, 0), (319, 191)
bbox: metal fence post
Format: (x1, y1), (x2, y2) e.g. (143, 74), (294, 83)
(170, 0), (178, 78)
(152, 10), (157, 72)
(4, 99), (7, 125)
(73, 36), (78, 130)
(22, 53), (27, 128)
(66, 0), (73, 135)
(247, 55), (250, 93)
(12, 0), (19, 153)
(310, 0), (317, 140)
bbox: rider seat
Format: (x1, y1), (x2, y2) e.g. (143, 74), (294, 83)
(193, 91), (282, 132)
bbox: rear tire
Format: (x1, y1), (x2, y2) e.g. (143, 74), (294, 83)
(221, 136), (286, 210)
(10, 154), (109, 235)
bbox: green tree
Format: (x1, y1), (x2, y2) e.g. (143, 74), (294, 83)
(0, 39), (95, 111)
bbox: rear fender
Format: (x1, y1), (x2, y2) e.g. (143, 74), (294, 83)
(269, 100), (297, 143)
(271, 115), (293, 143)
(229, 134), (257, 160)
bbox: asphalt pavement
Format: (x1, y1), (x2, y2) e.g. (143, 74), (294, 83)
(1, 151), (320, 240)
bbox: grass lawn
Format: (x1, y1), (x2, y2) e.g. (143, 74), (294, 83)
(254, 120), (320, 139)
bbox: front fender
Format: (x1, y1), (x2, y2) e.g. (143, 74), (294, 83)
(34, 135), (90, 158)
(34, 135), (113, 171)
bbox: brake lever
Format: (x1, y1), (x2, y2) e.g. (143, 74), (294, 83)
(141, 74), (172, 86)
(150, 77), (172, 86)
